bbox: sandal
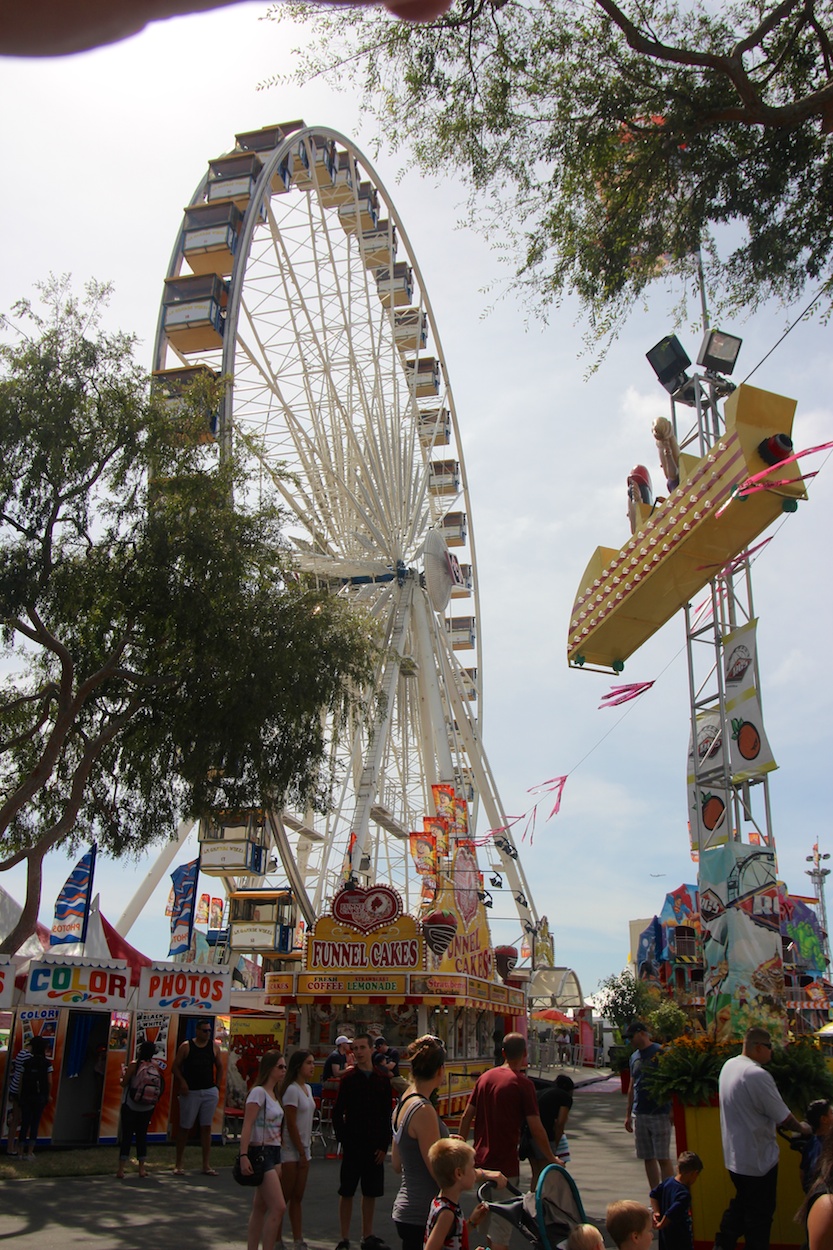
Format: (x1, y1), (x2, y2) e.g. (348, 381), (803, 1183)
(201, 1167), (218, 1176)
(173, 1167), (186, 1175)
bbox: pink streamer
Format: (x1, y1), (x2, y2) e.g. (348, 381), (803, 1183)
(696, 536), (772, 572)
(737, 471), (818, 499)
(716, 438), (833, 516)
(599, 681), (654, 708)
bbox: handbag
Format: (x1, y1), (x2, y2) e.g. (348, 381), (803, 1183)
(233, 1099), (268, 1187)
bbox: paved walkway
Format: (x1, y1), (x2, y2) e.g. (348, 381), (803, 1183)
(0, 1078), (649, 1250)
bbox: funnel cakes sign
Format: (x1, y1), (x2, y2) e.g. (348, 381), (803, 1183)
(309, 887), (424, 973)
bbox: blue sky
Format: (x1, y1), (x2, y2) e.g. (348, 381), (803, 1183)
(2, 2), (832, 1000)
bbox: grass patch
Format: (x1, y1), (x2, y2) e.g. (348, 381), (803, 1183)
(0, 1141), (241, 1181)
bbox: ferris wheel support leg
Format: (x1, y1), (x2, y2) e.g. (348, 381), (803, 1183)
(350, 578), (416, 876)
(113, 817), (197, 937)
(267, 809), (317, 928)
(412, 589), (456, 784)
(436, 641), (539, 933)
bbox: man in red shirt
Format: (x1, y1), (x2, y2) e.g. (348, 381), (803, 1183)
(459, 1034), (557, 1250)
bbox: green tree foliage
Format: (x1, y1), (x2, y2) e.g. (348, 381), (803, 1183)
(647, 997), (690, 1042)
(0, 279), (377, 953)
(596, 969), (660, 1035)
(269, 0), (833, 346)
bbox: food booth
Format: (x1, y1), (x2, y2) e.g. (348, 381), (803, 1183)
(259, 850), (527, 1122)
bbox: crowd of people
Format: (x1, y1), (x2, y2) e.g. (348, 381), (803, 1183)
(619, 1020), (833, 1250)
(8, 1017), (833, 1250)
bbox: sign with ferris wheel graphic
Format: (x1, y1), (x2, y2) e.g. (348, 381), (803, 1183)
(699, 842), (783, 1040)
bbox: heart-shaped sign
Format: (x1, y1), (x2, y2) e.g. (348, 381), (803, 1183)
(332, 884), (403, 933)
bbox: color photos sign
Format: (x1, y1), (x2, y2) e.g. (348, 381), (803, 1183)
(138, 962), (231, 1013)
(24, 958), (132, 1010)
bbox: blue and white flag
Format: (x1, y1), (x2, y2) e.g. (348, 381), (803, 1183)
(168, 858), (200, 956)
(50, 845), (97, 947)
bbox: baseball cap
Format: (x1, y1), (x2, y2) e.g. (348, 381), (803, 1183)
(375, 1036), (386, 1046)
(625, 1021), (648, 1039)
(335, 1035), (352, 1046)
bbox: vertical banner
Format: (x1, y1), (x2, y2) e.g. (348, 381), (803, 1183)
(50, 844), (97, 947)
(432, 783), (456, 824)
(342, 831), (357, 881)
(168, 858), (200, 956)
(195, 893), (210, 926)
(410, 832), (437, 876)
(723, 619), (777, 782)
(687, 708), (732, 855)
(699, 842), (783, 1041)
(423, 815), (448, 857)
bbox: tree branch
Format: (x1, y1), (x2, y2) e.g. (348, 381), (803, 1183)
(731, 0), (805, 56)
(594, 0), (833, 127)
(0, 621), (135, 836)
(0, 694), (144, 955)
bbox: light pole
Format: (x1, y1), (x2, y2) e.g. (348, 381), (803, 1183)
(805, 842), (831, 975)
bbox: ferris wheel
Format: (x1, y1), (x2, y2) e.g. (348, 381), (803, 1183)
(150, 122), (537, 937)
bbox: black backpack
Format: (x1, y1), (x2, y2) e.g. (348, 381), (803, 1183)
(20, 1055), (50, 1103)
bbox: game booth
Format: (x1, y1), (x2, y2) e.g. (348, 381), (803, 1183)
(0, 946), (233, 1149)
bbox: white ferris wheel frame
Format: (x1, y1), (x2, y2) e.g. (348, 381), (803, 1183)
(140, 125), (538, 941)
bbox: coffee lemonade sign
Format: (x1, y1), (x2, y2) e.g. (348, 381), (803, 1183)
(138, 962), (230, 1013)
(25, 958), (132, 1010)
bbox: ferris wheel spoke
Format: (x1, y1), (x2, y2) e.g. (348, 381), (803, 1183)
(234, 332), (394, 555)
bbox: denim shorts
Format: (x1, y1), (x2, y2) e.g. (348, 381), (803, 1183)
(260, 1144), (281, 1168)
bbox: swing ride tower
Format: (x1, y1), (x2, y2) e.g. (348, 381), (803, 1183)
(567, 324), (808, 1039)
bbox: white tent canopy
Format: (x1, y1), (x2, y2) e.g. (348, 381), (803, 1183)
(527, 966), (584, 1008)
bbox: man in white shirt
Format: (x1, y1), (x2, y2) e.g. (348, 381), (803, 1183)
(715, 1026), (811, 1250)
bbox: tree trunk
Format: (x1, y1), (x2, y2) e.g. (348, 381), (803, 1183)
(0, 849), (44, 956)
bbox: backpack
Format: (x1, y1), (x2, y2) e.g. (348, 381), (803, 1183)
(20, 1055), (50, 1104)
(130, 1060), (164, 1107)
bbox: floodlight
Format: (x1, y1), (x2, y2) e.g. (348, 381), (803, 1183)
(646, 334), (691, 395)
(697, 329), (742, 375)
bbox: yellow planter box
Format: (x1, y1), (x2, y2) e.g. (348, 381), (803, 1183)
(674, 1100), (805, 1249)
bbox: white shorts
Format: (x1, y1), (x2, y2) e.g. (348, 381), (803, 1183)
(179, 1087), (219, 1129)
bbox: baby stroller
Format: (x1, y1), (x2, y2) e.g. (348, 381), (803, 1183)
(478, 1163), (588, 1250)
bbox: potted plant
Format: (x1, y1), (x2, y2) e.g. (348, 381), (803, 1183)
(608, 1044), (632, 1094)
(643, 1036), (833, 1250)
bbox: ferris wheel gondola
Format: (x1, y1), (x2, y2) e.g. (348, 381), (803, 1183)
(150, 122), (537, 936)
